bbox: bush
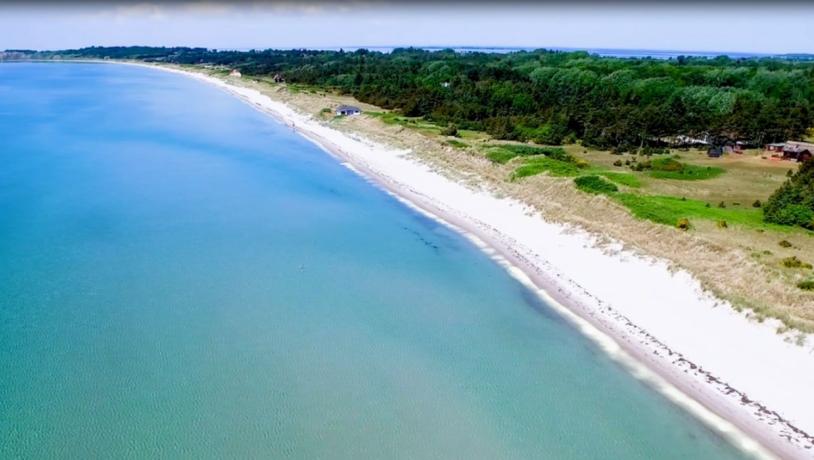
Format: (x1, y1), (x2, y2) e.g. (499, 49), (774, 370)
(779, 240), (793, 248)
(752, 199), (762, 208)
(574, 175), (619, 194)
(613, 159), (623, 167)
(676, 218), (691, 230)
(782, 256), (813, 269)
(716, 220), (728, 229)
(528, 122), (567, 145)
(641, 146), (669, 155)
(440, 123), (459, 137)
(718, 201), (726, 208)
(798, 280), (814, 291)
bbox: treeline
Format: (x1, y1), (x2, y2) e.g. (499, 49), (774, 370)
(20, 46), (814, 149)
(765, 159), (814, 229)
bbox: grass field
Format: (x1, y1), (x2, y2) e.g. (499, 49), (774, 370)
(613, 194), (774, 229)
(648, 157), (725, 180)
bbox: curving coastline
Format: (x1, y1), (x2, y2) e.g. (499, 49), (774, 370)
(120, 61), (814, 459)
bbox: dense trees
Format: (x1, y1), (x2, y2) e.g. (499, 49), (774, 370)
(24, 46), (814, 149)
(764, 159), (814, 229)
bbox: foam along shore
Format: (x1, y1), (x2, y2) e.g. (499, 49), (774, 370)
(127, 62), (814, 458)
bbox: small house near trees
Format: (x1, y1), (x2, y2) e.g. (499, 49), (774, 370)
(765, 142), (785, 153)
(783, 141), (814, 162)
(335, 105), (361, 116)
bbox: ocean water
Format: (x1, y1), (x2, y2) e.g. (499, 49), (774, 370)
(0, 62), (746, 459)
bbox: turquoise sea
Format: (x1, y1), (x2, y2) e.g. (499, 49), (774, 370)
(0, 63), (745, 458)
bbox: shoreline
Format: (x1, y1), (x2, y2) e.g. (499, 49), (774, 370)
(111, 61), (813, 458)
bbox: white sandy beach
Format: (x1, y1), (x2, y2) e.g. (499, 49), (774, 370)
(133, 62), (814, 459)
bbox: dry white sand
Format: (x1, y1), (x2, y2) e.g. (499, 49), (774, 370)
(127, 62), (814, 459)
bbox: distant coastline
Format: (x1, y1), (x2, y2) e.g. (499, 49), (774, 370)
(313, 46), (805, 60)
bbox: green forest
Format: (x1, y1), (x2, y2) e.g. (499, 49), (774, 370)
(14, 46), (814, 150)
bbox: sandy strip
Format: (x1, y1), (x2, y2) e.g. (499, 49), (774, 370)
(117, 61), (814, 459)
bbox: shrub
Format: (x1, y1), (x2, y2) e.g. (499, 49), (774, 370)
(782, 256), (813, 269)
(574, 175), (619, 194)
(641, 146), (668, 155)
(440, 123), (459, 137)
(676, 218), (691, 230)
(718, 201), (726, 208)
(717, 220), (728, 229)
(752, 199), (762, 208)
(652, 157), (684, 172)
(779, 240), (793, 248)
(798, 280), (814, 291)
(613, 159), (623, 167)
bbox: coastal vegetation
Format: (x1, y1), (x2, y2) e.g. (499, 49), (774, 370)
(574, 175), (619, 194)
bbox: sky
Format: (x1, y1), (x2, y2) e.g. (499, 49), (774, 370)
(1, 1), (813, 54)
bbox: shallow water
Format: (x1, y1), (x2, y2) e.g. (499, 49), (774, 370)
(0, 62), (745, 458)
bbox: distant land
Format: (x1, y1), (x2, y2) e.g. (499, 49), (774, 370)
(5, 46), (814, 61)
(322, 46), (814, 60)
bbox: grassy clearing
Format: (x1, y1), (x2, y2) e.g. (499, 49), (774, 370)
(647, 157), (725, 180)
(598, 171), (641, 188)
(575, 175), (619, 194)
(613, 193), (773, 229)
(485, 144), (571, 164)
(511, 157), (586, 179)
